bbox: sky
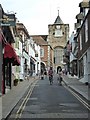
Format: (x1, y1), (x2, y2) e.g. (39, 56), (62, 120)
(1, 0), (82, 36)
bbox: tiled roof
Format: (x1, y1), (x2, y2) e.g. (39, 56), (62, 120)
(30, 35), (48, 45)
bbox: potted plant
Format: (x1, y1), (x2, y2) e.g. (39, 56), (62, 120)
(14, 79), (18, 86)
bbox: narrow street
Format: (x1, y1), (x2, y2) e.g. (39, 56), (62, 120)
(0, 1), (90, 120)
(7, 75), (89, 119)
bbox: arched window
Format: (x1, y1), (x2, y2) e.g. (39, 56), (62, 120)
(54, 47), (63, 65)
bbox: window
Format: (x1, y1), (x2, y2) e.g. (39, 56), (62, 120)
(79, 32), (82, 50)
(55, 25), (62, 37)
(85, 19), (88, 42)
(16, 66), (20, 73)
(40, 48), (44, 57)
(79, 58), (84, 78)
(85, 8), (89, 16)
(15, 37), (19, 49)
(55, 29), (62, 37)
(54, 47), (63, 65)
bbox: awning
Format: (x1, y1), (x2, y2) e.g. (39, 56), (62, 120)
(4, 43), (20, 66)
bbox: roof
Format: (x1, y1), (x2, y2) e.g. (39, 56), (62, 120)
(54, 10), (63, 24)
(30, 35), (48, 46)
(54, 15), (63, 24)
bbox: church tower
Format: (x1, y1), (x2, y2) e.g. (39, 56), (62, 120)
(48, 10), (69, 72)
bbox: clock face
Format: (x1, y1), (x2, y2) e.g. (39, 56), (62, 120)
(56, 25), (60, 29)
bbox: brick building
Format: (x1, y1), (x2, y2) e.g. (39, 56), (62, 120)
(30, 35), (53, 72)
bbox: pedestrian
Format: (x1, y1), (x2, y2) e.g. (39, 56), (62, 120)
(40, 68), (44, 80)
(48, 66), (53, 85)
(44, 69), (47, 79)
(57, 67), (63, 85)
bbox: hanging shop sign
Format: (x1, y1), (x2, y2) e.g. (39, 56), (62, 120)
(0, 5), (16, 26)
(0, 13), (16, 26)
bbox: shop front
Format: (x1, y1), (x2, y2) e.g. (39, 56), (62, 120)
(3, 43), (20, 94)
(0, 4), (19, 94)
(23, 51), (30, 77)
(0, 29), (3, 96)
(30, 57), (36, 76)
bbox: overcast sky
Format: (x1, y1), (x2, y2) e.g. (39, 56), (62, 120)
(1, 0), (82, 36)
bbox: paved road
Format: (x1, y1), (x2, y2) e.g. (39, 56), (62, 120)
(7, 76), (89, 119)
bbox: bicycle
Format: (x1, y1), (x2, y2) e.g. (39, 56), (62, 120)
(57, 74), (62, 86)
(49, 75), (53, 85)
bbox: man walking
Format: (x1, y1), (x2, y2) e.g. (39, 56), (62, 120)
(48, 67), (53, 85)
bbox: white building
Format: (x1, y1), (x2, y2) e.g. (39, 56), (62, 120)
(29, 37), (41, 76)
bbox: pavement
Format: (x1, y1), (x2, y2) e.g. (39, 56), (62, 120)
(1, 76), (38, 119)
(63, 74), (90, 102)
(0, 74), (90, 119)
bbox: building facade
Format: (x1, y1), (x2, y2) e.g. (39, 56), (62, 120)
(0, 4), (20, 94)
(16, 23), (30, 79)
(30, 35), (50, 73)
(70, 0), (90, 85)
(77, 1), (90, 84)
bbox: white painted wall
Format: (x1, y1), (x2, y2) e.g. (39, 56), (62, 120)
(29, 37), (41, 76)
(35, 43), (41, 75)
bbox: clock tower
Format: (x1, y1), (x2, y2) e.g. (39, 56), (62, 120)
(47, 10), (69, 72)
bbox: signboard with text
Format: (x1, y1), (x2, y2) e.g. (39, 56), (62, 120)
(0, 13), (16, 26)
(0, 5), (16, 26)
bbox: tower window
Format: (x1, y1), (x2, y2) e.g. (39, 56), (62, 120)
(55, 29), (62, 37)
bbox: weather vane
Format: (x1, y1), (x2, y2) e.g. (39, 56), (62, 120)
(57, 7), (60, 16)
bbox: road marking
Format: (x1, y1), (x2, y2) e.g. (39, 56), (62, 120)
(64, 85), (90, 111)
(15, 80), (38, 119)
(29, 97), (38, 100)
